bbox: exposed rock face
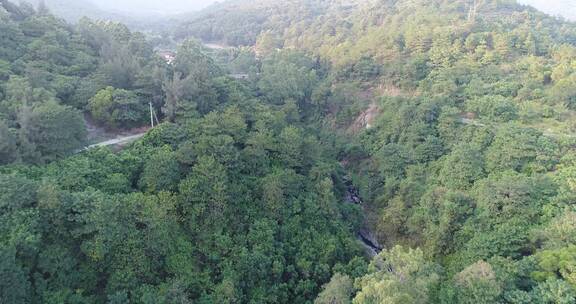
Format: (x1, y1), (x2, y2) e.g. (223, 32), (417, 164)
(350, 102), (380, 132)
(343, 174), (382, 257)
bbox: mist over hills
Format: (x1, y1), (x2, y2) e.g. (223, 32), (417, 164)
(22, 0), (218, 20)
(18, 0), (576, 26)
(94, 0), (218, 16)
(519, 0), (576, 21)
(21, 0), (136, 22)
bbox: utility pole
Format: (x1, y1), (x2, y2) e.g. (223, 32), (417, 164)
(149, 102), (154, 128)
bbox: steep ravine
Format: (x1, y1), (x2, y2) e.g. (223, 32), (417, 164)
(342, 174), (383, 257)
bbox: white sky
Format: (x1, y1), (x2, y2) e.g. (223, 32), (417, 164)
(44, 0), (576, 19)
(92, 0), (220, 15)
(517, 0), (576, 20)
(91, 0), (575, 19)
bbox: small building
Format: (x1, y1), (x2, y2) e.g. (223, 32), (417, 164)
(229, 73), (250, 80)
(158, 50), (176, 65)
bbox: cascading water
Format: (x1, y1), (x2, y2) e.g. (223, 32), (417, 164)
(342, 175), (383, 257)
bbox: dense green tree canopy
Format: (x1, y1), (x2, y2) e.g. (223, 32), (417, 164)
(2, 0), (576, 302)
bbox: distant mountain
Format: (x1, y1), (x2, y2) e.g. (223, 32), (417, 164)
(177, 0), (571, 47)
(518, 0), (576, 21)
(175, 0), (352, 45)
(93, 0), (218, 17)
(20, 0), (128, 22)
(22, 0), (218, 21)
(19, 0), (190, 32)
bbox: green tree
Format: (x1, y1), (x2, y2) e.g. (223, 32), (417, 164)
(533, 245), (576, 287)
(531, 279), (576, 304)
(178, 155), (229, 231)
(89, 86), (147, 128)
(174, 39), (221, 81)
(439, 144), (485, 189)
(277, 126), (304, 169)
(24, 101), (86, 162)
(0, 247), (31, 304)
(451, 260), (503, 304)
(0, 119), (17, 164)
(485, 125), (556, 173)
(255, 30), (282, 56)
(315, 273), (353, 304)
(466, 95), (518, 122)
(139, 147), (181, 193)
(258, 52), (318, 105)
(535, 211), (576, 250)
(375, 144), (412, 179)
(353, 246), (440, 304)
(409, 189), (474, 256)
(162, 72), (184, 123)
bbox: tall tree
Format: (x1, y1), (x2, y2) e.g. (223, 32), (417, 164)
(162, 72), (184, 123)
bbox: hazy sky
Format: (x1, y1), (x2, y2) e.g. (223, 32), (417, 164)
(89, 0), (575, 19)
(92, 0), (220, 15)
(35, 0), (576, 19)
(518, 0), (576, 20)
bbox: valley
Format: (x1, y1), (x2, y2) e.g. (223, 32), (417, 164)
(1, 0), (576, 303)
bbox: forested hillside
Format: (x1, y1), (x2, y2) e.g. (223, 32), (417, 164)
(182, 0), (576, 302)
(519, 0), (576, 21)
(0, 1), (363, 303)
(2, 0), (576, 303)
(0, 0), (166, 163)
